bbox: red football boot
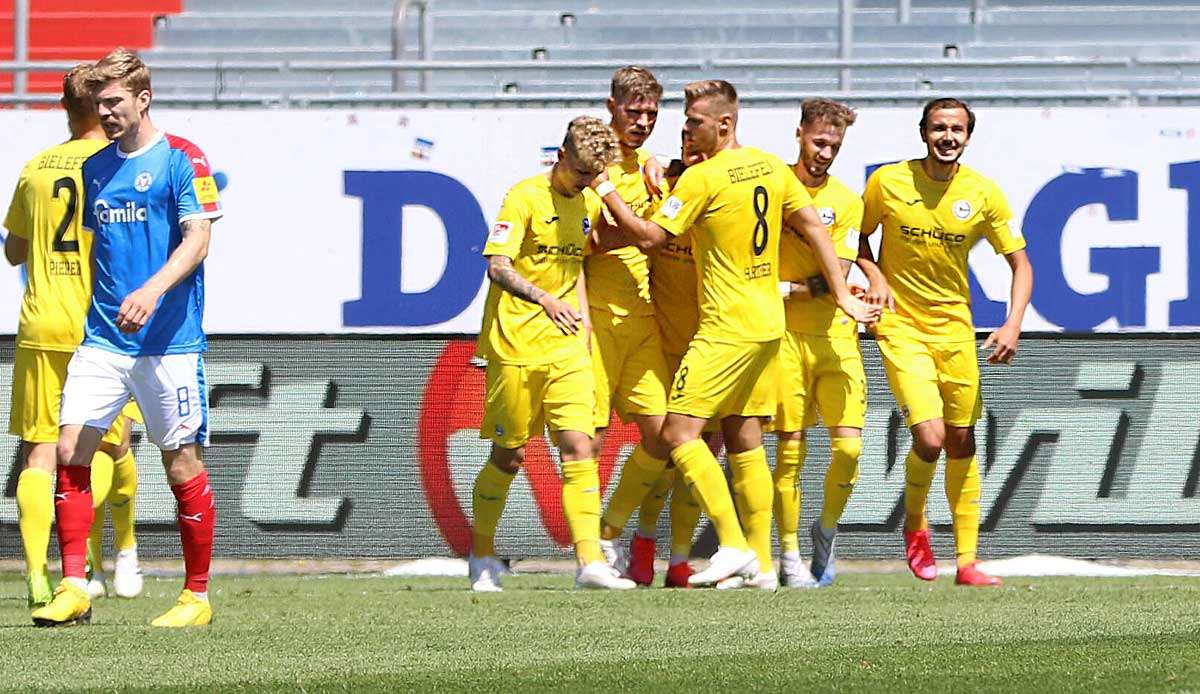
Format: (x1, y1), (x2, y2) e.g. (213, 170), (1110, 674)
(626, 534), (656, 587)
(664, 561), (692, 588)
(955, 562), (1002, 587)
(904, 528), (938, 581)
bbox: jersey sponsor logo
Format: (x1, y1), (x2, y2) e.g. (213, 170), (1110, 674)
(953, 199), (973, 219)
(193, 176), (220, 205)
(94, 200), (148, 224)
(488, 221), (512, 245)
(660, 195), (684, 220)
(536, 242), (584, 257)
(818, 207), (836, 226)
(899, 224), (966, 244)
(134, 171), (153, 192)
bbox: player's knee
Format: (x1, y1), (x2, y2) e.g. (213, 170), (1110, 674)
(911, 430), (944, 461)
(489, 446), (525, 474)
(944, 429), (976, 459)
(56, 438), (85, 467)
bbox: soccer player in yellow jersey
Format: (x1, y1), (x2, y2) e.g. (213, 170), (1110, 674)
(469, 116), (635, 592)
(582, 68), (678, 582)
(3, 66), (142, 609)
(774, 98), (867, 589)
(592, 80), (879, 588)
(857, 98), (1033, 586)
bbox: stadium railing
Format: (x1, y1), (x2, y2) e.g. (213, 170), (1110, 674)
(2, 56), (1188, 107)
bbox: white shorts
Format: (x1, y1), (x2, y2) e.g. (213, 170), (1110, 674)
(60, 345), (209, 451)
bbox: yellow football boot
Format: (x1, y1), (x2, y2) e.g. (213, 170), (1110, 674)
(31, 579), (92, 627)
(151, 590), (212, 627)
(26, 571), (54, 609)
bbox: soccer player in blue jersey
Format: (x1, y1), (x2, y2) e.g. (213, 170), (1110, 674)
(32, 49), (222, 628)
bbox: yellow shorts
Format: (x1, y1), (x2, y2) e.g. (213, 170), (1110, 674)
(668, 335), (780, 420)
(876, 335), (981, 428)
(775, 331), (867, 433)
(9, 347), (142, 445)
(591, 310), (670, 427)
(480, 349), (595, 449)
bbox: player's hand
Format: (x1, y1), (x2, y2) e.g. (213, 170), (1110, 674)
(540, 295), (583, 335)
(862, 280), (895, 313)
(589, 169), (611, 190)
(982, 322), (1021, 364)
(116, 287), (161, 333)
(642, 156), (666, 197)
(836, 292), (882, 325)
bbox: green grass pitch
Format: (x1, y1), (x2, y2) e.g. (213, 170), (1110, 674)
(2, 571), (1199, 692)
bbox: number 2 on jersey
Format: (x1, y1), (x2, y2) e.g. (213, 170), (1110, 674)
(752, 185), (768, 256)
(51, 177), (80, 254)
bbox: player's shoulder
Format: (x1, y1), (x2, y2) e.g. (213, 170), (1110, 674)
(873, 160), (917, 183)
(165, 133), (214, 175)
(509, 172), (550, 197)
(954, 163), (1001, 193)
(824, 174), (861, 202)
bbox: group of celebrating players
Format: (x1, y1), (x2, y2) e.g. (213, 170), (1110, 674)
(6, 49), (219, 626)
(469, 66), (1032, 592)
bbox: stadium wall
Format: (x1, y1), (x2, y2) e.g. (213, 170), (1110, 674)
(0, 107), (1199, 335)
(2, 335), (1198, 561)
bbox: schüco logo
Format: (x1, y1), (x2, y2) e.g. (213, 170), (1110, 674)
(899, 225), (966, 244)
(95, 200), (148, 224)
(416, 340), (637, 555)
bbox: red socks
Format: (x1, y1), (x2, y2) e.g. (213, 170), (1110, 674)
(171, 471), (216, 594)
(55, 465), (94, 579)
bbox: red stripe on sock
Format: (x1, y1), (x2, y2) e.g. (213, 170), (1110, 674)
(171, 471), (215, 594)
(55, 465), (94, 579)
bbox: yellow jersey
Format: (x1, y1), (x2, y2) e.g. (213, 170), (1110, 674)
(477, 172), (601, 365)
(779, 173), (863, 338)
(649, 174), (699, 357)
(3, 138), (108, 352)
(584, 147), (655, 317)
(649, 146), (811, 343)
(862, 160), (1026, 342)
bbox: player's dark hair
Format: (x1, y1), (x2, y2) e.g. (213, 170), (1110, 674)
(920, 97), (975, 135)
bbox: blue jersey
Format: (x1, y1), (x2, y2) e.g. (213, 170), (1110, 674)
(81, 132), (222, 356)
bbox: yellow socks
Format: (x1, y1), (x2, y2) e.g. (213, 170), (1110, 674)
(669, 472), (701, 561)
(638, 469), (674, 537)
(670, 439), (748, 551)
(729, 447), (774, 574)
(903, 449), (937, 532)
(471, 461), (517, 557)
(772, 438), (805, 555)
(16, 468), (53, 574)
(561, 459), (603, 564)
(109, 451), (139, 551)
(819, 437), (862, 530)
(87, 451), (116, 571)
(601, 444), (668, 539)
(945, 455), (982, 567)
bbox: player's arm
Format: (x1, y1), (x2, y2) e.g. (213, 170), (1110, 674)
(117, 219), (211, 333)
(4, 176), (30, 265)
(486, 254), (582, 335)
(980, 186), (1033, 364)
(785, 205), (879, 324)
(590, 172), (671, 250)
(854, 172), (894, 311)
(576, 268), (592, 347)
(4, 233), (27, 265)
(782, 259), (853, 302)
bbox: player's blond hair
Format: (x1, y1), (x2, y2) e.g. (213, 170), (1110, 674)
(60, 64), (95, 121)
(562, 116), (621, 175)
(610, 66), (662, 104)
(684, 79), (738, 111)
(800, 97), (857, 129)
(88, 47), (152, 98)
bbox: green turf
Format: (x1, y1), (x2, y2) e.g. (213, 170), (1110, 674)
(2, 572), (1199, 692)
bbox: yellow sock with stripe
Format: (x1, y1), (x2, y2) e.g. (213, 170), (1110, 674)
(637, 469), (674, 537)
(729, 447), (775, 574)
(945, 455), (982, 567)
(903, 450), (938, 532)
(670, 439), (748, 551)
(772, 439), (805, 555)
(87, 450), (116, 572)
(601, 444), (668, 539)
(16, 468), (53, 575)
(109, 451), (139, 551)
(471, 461), (517, 557)
(669, 472), (701, 562)
(561, 459), (603, 564)
(819, 437), (862, 530)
